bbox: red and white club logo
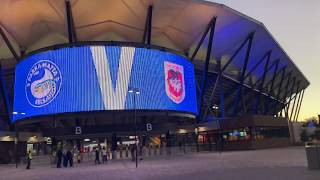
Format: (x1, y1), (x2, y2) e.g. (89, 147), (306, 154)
(164, 61), (185, 104)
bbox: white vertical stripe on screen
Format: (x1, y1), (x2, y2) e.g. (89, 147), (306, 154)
(90, 46), (135, 110)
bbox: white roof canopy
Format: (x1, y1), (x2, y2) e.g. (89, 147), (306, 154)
(0, 0), (309, 95)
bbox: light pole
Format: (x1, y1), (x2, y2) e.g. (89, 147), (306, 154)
(128, 87), (140, 168)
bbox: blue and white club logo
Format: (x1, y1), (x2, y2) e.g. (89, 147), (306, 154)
(25, 60), (62, 107)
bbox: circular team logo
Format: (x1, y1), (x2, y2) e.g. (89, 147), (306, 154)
(25, 60), (62, 107)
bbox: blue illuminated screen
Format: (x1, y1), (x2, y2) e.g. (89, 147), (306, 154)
(13, 46), (197, 121)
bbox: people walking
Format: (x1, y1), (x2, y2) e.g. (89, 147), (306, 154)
(26, 150), (32, 169)
(102, 147), (107, 164)
(66, 150), (73, 167)
(63, 150), (68, 167)
(57, 149), (63, 168)
(76, 150), (81, 163)
(130, 144), (135, 161)
(95, 147), (100, 164)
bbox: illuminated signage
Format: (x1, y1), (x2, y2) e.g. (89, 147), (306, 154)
(13, 45), (197, 122)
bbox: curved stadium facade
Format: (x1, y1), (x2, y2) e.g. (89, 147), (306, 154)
(0, 0), (309, 163)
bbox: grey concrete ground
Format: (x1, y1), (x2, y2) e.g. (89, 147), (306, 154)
(0, 146), (319, 180)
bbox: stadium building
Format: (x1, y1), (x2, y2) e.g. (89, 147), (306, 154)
(0, 0), (309, 163)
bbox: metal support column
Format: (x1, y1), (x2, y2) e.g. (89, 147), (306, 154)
(285, 78), (296, 118)
(264, 59), (280, 114)
(142, 6), (153, 45)
(217, 33), (258, 106)
(289, 84), (301, 121)
(218, 59), (225, 118)
(252, 59), (280, 88)
(0, 26), (19, 61)
(274, 68), (286, 116)
(222, 32), (254, 72)
(294, 89), (305, 122)
(65, 0), (77, 43)
(197, 17), (217, 123)
(191, 17), (216, 61)
(232, 32), (254, 116)
(253, 51), (271, 114)
(243, 50), (272, 80)
(281, 73), (292, 117)
(292, 90), (302, 122)
(0, 65), (11, 125)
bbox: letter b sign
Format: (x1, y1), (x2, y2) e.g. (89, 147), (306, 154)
(146, 123), (152, 131)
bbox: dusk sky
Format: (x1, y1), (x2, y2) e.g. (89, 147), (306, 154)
(212, 0), (320, 121)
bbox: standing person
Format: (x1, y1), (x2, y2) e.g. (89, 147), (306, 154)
(26, 150), (32, 169)
(77, 150), (81, 163)
(102, 147), (107, 164)
(130, 144), (135, 161)
(63, 150), (68, 167)
(56, 149), (63, 168)
(66, 150), (73, 167)
(94, 147), (100, 164)
(125, 145), (129, 158)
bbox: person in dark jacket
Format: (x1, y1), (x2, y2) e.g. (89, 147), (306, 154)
(63, 150), (68, 167)
(95, 147), (100, 164)
(57, 149), (63, 168)
(66, 150), (73, 167)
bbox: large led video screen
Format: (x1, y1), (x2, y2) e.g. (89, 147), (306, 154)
(13, 45), (197, 122)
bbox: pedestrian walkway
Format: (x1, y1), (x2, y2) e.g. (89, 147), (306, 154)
(0, 146), (319, 180)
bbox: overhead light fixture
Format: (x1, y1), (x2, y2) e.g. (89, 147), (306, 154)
(212, 105), (219, 110)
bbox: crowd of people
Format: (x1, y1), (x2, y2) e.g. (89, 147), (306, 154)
(56, 149), (74, 168)
(24, 143), (153, 169)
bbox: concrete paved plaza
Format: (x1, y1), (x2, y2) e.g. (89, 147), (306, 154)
(0, 146), (319, 180)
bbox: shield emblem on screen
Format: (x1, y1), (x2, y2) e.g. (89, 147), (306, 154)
(164, 61), (185, 104)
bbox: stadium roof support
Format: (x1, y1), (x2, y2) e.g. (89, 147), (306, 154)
(252, 58), (280, 88)
(291, 90), (302, 121)
(253, 49), (271, 114)
(190, 17), (216, 62)
(232, 32), (254, 116)
(198, 17), (217, 123)
(221, 32), (254, 72)
(0, 26), (19, 62)
(289, 83), (301, 121)
(218, 32), (256, 110)
(264, 59), (280, 113)
(202, 60), (221, 121)
(285, 78), (297, 118)
(268, 59), (280, 95)
(274, 67), (286, 115)
(264, 63), (282, 91)
(0, 64), (11, 125)
(243, 50), (272, 80)
(65, 0), (77, 43)
(218, 60), (225, 118)
(294, 89), (305, 122)
(283, 72), (292, 102)
(142, 6), (153, 45)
